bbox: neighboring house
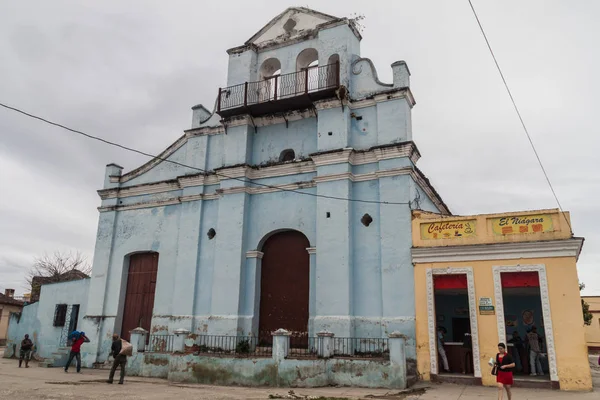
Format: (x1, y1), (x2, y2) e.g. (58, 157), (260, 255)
(0, 289), (24, 346)
(30, 269), (89, 303)
(4, 279), (89, 361)
(412, 209), (592, 391)
(582, 296), (600, 351)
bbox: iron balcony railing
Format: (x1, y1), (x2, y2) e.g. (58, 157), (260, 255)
(217, 61), (340, 113)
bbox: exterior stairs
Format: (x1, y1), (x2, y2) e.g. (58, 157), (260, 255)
(38, 347), (70, 368)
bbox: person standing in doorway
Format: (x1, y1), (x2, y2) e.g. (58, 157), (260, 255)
(507, 331), (523, 372)
(19, 334), (33, 368)
(64, 332), (89, 373)
(437, 326), (450, 373)
(460, 331), (473, 374)
(527, 326), (544, 376)
(107, 334), (127, 384)
(495, 343), (515, 400)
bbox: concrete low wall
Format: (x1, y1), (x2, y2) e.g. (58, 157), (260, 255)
(127, 353), (170, 379)
(127, 354), (406, 389)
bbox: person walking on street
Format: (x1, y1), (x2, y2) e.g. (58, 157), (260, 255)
(495, 343), (515, 400)
(64, 331), (89, 373)
(527, 326), (544, 376)
(437, 326), (450, 373)
(107, 334), (127, 384)
(19, 334), (33, 368)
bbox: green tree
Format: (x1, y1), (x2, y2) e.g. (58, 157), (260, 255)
(580, 283), (593, 326)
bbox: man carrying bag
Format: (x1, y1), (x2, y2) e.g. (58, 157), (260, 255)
(107, 334), (132, 384)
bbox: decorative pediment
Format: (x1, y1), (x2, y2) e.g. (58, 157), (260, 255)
(246, 7), (339, 46)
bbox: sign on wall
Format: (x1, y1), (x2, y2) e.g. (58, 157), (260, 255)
(479, 297), (495, 315)
(490, 214), (554, 236)
(420, 220), (476, 240)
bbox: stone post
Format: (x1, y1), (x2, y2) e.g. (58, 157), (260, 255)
(130, 327), (148, 353)
(173, 328), (191, 354)
(317, 331), (334, 358)
(272, 329), (291, 362)
(388, 331), (407, 389)
(391, 61), (410, 88)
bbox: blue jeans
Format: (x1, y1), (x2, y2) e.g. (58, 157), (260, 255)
(530, 350), (543, 375)
(65, 351), (81, 372)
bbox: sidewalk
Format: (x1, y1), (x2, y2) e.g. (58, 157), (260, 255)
(0, 352), (597, 399)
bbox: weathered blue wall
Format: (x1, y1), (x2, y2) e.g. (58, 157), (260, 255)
(78, 9), (448, 369)
(251, 117), (317, 164)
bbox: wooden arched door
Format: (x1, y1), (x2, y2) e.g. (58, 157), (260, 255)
(259, 231), (310, 347)
(121, 252), (158, 341)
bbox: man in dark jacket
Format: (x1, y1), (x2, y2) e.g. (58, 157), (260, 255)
(107, 334), (126, 384)
(19, 334), (34, 368)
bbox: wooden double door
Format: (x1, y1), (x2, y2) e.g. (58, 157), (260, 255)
(121, 252), (158, 341)
(258, 231), (310, 347)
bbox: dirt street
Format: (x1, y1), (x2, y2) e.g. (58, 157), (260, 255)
(0, 351), (597, 400)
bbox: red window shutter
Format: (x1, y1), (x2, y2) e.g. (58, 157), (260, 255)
(434, 274), (468, 290)
(501, 272), (540, 288)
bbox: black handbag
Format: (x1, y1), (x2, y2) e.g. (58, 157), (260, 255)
(491, 363), (498, 376)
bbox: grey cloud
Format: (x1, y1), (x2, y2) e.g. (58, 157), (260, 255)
(1, 0), (598, 295)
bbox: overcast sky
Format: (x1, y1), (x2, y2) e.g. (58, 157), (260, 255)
(1, 1), (598, 296)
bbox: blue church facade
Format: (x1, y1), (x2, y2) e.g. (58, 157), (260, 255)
(79, 7), (449, 365)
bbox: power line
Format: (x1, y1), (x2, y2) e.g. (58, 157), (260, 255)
(467, 0), (573, 234)
(0, 102), (411, 206)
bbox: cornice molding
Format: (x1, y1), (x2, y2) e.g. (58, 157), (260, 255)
(411, 238), (584, 264)
(100, 144), (418, 200)
(98, 166), (447, 216)
(97, 144), (448, 215)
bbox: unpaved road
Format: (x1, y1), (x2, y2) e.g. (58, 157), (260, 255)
(0, 351), (597, 399)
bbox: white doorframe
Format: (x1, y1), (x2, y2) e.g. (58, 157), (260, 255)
(492, 264), (558, 382)
(426, 267), (481, 377)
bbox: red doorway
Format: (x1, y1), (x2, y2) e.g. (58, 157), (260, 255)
(121, 252), (159, 341)
(258, 231), (310, 347)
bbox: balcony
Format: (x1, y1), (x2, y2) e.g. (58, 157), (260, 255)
(217, 62), (340, 118)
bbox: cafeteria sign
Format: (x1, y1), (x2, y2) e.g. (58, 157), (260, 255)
(420, 220), (476, 240)
(491, 214), (553, 236)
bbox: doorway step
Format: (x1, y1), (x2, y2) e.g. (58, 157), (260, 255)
(38, 347), (70, 368)
(513, 375), (556, 389)
(432, 373), (482, 386)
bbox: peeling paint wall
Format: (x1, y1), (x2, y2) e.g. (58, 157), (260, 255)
(251, 117), (317, 165)
(126, 354), (406, 389)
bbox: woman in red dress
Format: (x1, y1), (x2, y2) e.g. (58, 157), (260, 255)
(496, 343), (515, 400)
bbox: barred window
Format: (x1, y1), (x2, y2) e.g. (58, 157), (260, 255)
(53, 304), (67, 327)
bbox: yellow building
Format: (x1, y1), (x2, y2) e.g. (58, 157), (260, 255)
(582, 296), (600, 351)
(412, 209), (592, 391)
(0, 289), (24, 346)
